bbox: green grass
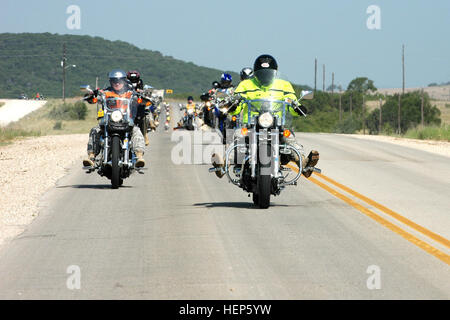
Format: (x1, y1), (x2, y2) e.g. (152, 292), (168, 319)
(403, 125), (450, 141)
(0, 102), (4, 108)
(0, 127), (41, 143)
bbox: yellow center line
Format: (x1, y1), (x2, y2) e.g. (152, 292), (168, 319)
(284, 164), (450, 265)
(313, 172), (450, 249)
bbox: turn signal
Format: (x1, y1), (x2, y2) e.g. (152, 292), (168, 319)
(146, 101), (151, 106)
(232, 116), (237, 122)
(283, 129), (291, 137)
(92, 98), (98, 103)
(137, 98), (143, 104)
(241, 128), (248, 136)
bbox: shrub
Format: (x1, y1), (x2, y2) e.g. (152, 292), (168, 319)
(48, 101), (87, 120)
(53, 121), (63, 130)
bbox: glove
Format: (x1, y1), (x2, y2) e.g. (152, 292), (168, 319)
(292, 100), (307, 116)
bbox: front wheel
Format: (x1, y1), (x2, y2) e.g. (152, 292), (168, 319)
(258, 175), (271, 209)
(111, 135), (121, 189)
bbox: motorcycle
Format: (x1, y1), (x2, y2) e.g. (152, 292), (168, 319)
(213, 88), (234, 143)
(210, 90), (320, 208)
(80, 85), (144, 189)
(183, 107), (197, 131)
(200, 92), (217, 129)
(133, 91), (153, 137)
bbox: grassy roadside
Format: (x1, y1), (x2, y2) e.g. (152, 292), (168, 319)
(403, 125), (450, 141)
(0, 102), (4, 108)
(0, 98), (97, 145)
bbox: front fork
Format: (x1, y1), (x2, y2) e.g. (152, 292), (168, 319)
(250, 129), (280, 179)
(103, 131), (130, 167)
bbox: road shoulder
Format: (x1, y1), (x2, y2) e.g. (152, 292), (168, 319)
(0, 134), (86, 248)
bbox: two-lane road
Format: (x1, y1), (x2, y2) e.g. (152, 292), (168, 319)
(0, 118), (449, 299)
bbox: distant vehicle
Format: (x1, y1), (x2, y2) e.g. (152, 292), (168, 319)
(19, 93), (28, 100)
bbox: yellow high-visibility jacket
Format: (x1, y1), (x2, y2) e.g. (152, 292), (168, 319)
(230, 78), (299, 124)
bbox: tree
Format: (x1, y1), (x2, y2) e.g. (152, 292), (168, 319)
(366, 91), (441, 134)
(347, 77), (377, 94)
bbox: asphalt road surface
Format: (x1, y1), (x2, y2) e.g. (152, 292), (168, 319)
(0, 106), (449, 299)
(0, 99), (47, 126)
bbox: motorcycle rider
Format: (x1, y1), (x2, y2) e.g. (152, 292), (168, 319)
(177, 96), (197, 128)
(219, 73), (234, 90)
(126, 70), (144, 91)
(83, 69), (146, 168)
(212, 55), (319, 178)
(213, 73), (235, 139)
(127, 70), (154, 145)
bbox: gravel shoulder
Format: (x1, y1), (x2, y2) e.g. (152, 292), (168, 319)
(339, 134), (450, 158)
(0, 134), (86, 247)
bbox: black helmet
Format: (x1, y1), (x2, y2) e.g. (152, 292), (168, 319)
(253, 54), (278, 86)
(108, 69), (128, 93)
(187, 96), (194, 102)
(240, 67), (254, 81)
(212, 81), (220, 89)
(127, 70), (141, 83)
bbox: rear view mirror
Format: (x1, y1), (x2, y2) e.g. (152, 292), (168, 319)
(200, 93), (210, 101)
(300, 90), (314, 100)
(80, 85), (92, 93)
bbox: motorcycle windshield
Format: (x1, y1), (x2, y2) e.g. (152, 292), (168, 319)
(215, 89), (232, 101)
(105, 97), (131, 114)
(245, 98), (293, 127)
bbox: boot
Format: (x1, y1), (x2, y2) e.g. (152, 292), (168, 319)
(144, 132), (150, 146)
(211, 153), (225, 178)
(83, 152), (95, 167)
(135, 151), (145, 168)
(303, 150), (319, 178)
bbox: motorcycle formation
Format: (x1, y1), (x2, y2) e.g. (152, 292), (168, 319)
(81, 69), (170, 189)
(78, 54), (320, 208)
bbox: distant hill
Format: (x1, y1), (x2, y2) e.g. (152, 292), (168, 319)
(0, 33), (239, 98)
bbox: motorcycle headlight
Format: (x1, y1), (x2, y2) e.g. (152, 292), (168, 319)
(258, 112), (274, 128)
(111, 110), (123, 123)
(206, 101), (211, 107)
(188, 109), (194, 114)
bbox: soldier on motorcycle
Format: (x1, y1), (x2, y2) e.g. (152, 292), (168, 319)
(212, 55), (319, 178)
(127, 70), (155, 145)
(83, 69), (146, 168)
(126, 70), (144, 91)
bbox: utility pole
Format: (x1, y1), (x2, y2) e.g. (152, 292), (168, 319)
(322, 64), (325, 91)
(314, 58), (317, 93)
(331, 72), (335, 95)
(398, 94), (401, 134)
(402, 44), (405, 95)
(362, 95), (366, 134)
(62, 43), (66, 102)
(379, 98), (382, 133)
(350, 93), (353, 117)
(421, 88), (424, 127)
(339, 93), (342, 122)
(95, 77), (98, 89)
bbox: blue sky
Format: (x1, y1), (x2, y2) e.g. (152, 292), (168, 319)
(1, 0), (449, 88)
